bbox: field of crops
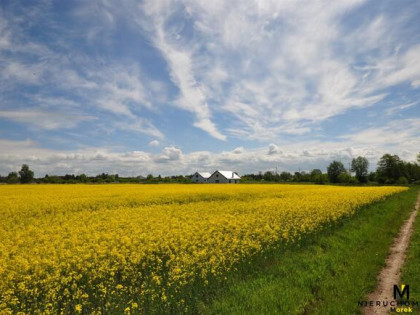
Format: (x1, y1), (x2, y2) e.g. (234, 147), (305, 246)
(0, 184), (407, 314)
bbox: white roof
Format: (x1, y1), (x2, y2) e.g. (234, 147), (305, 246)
(215, 170), (241, 179)
(197, 172), (211, 178)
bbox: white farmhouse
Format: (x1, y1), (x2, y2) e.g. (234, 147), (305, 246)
(191, 172), (211, 183)
(207, 170), (241, 184)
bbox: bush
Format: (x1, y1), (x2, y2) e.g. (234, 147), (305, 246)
(348, 177), (359, 184)
(7, 172), (19, 184)
(396, 176), (409, 185)
(337, 172), (351, 183)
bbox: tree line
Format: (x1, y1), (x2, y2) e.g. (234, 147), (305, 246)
(242, 153), (420, 185)
(1, 153), (419, 185)
(0, 165), (191, 184)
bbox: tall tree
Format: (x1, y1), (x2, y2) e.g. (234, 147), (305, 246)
(19, 164), (34, 183)
(376, 154), (403, 184)
(351, 156), (369, 183)
(280, 171), (292, 181)
(327, 161), (346, 183)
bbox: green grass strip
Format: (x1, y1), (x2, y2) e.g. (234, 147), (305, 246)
(199, 187), (419, 315)
(401, 190), (420, 314)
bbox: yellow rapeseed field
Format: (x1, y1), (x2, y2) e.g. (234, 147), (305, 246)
(0, 184), (407, 314)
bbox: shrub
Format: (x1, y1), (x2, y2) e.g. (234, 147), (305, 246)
(396, 176), (409, 185)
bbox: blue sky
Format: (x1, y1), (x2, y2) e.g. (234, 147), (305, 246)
(0, 0), (419, 176)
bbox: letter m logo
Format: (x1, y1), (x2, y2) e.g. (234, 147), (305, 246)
(394, 284), (409, 300)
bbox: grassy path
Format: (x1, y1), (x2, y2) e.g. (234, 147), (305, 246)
(401, 192), (420, 314)
(364, 192), (420, 315)
(199, 187), (419, 315)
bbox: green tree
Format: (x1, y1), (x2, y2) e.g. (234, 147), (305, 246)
(7, 172), (19, 184)
(78, 174), (88, 183)
(327, 161), (346, 183)
(368, 172), (376, 182)
(18, 164), (34, 183)
(376, 154), (403, 184)
(310, 169), (322, 182)
(337, 172), (351, 183)
(280, 172), (292, 181)
(396, 176), (408, 185)
(263, 171), (275, 181)
(310, 169), (322, 176)
(351, 156), (369, 183)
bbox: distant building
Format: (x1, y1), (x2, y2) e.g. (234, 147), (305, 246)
(207, 170), (241, 184)
(191, 172), (211, 183)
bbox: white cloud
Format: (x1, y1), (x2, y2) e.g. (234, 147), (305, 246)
(0, 8), (164, 139)
(2, 62), (44, 85)
(268, 144), (280, 155)
(412, 80), (420, 88)
(232, 147), (244, 154)
(340, 119), (420, 147)
(0, 110), (96, 130)
(138, 0), (228, 141)
(1, 0), (419, 169)
(148, 140), (160, 146)
(381, 45), (420, 88)
(1, 116), (419, 177)
(154, 146), (183, 163)
(132, 0), (419, 141)
(385, 101), (418, 116)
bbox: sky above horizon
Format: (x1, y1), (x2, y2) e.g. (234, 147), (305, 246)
(1, 0), (419, 177)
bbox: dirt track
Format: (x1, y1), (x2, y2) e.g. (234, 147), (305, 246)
(363, 193), (420, 315)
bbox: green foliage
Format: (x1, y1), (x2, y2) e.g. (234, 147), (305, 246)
(368, 172), (376, 182)
(18, 164), (34, 183)
(396, 176), (409, 185)
(79, 174), (88, 183)
(280, 172), (292, 181)
(310, 169), (322, 183)
(310, 169), (322, 176)
(337, 172), (351, 183)
(263, 171), (275, 181)
(312, 173), (328, 184)
(327, 161), (346, 183)
(7, 172), (19, 184)
(348, 176), (359, 184)
(351, 156), (369, 183)
(376, 154), (403, 184)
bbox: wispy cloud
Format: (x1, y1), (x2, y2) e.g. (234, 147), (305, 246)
(129, 0), (419, 141)
(0, 3), (164, 139)
(0, 110), (96, 130)
(385, 101), (418, 116)
(0, 0), (419, 174)
(139, 1), (226, 140)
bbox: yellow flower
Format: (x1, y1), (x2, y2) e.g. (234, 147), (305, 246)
(75, 304), (82, 313)
(0, 184), (406, 313)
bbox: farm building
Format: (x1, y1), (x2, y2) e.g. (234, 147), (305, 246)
(207, 170), (241, 184)
(191, 172), (211, 183)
